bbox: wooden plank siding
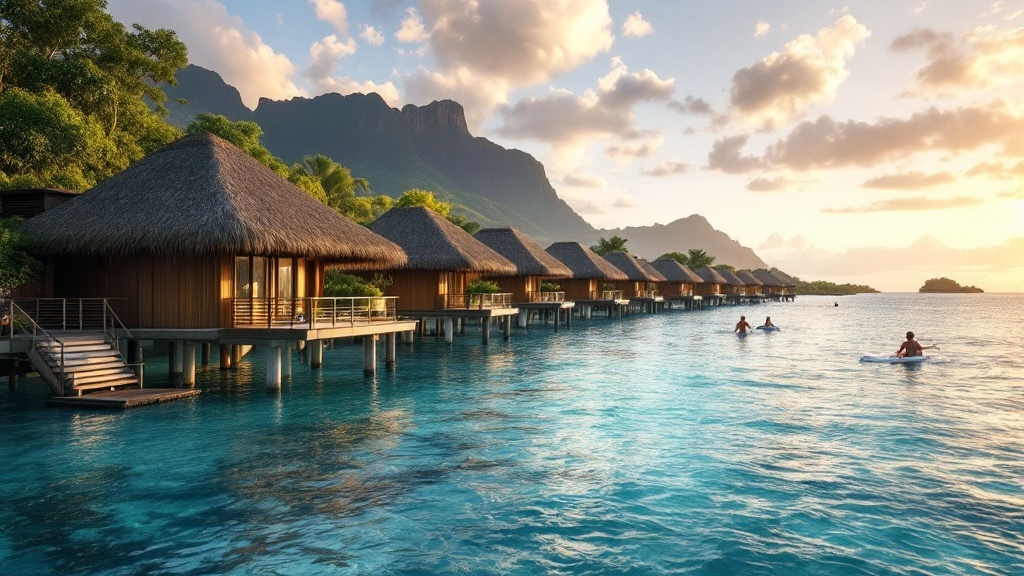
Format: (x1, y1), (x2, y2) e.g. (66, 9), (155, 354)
(382, 270), (469, 310)
(493, 276), (538, 303)
(561, 278), (598, 301)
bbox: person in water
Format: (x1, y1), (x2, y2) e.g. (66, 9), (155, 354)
(896, 331), (939, 357)
(763, 316), (774, 327)
(735, 315), (752, 334)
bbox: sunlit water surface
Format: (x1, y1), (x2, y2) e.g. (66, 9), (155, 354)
(1, 294), (1022, 575)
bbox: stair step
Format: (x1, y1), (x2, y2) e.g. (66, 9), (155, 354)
(65, 366), (137, 381)
(55, 355), (124, 367)
(43, 350), (119, 362)
(74, 378), (141, 393)
(42, 344), (113, 354)
(37, 338), (108, 348)
(61, 361), (128, 373)
(68, 371), (138, 386)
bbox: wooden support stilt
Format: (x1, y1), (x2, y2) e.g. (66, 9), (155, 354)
(200, 343), (211, 367)
(386, 332), (396, 371)
(444, 317), (454, 343)
(168, 341), (177, 376)
(9, 359), (19, 392)
(518, 309), (528, 328)
(282, 346), (292, 378)
(173, 340), (184, 376)
(482, 317), (492, 345)
(267, 345), (281, 390)
(554, 309), (560, 333)
(363, 335), (377, 376)
(503, 316), (511, 340)
(460, 318), (466, 335)
(182, 341), (196, 387)
(219, 344), (231, 369)
(310, 340), (323, 369)
(405, 329), (415, 344)
(230, 344), (242, 367)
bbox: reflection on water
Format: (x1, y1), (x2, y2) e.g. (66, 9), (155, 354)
(0, 294), (1022, 574)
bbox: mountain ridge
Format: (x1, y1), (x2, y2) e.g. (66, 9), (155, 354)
(161, 64), (766, 269)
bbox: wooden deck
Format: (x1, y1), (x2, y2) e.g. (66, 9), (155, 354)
(46, 388), (201, 409)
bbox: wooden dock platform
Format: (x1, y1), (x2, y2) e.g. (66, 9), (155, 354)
(46, 388), (201, 409)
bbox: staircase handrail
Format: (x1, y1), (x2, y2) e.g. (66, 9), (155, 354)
(102, 299), (135, 351)
(7, 300), (66, 394)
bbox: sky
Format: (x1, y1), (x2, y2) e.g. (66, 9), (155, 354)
(105, 0), (1024, 292)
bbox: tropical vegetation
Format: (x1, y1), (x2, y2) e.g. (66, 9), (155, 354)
(919, 277), (983, 293)
(657, 249), (715, 268)
(590, 236), (628, 256)
(0, 217), (41, 298)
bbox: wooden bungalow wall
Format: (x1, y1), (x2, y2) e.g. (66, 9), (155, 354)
(694, 283), (721, 297)
(561, 278), (597, 300)
(661, 283), (692, 297)
(386, 270), (466, 310)
(493, 276), (538, 303)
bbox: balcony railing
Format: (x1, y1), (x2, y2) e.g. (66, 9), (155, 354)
(638, 290), (660, 299)
(232, 296), (398, 328)
(12, 298), (129, 332)
(442, 293), (513, 310)
(530, 291), (565, 303)
(591, 290), (624, 301)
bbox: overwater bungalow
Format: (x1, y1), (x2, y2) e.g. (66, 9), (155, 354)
(544, 242), (629, 319)
(735, 270), (765, 300)
(364, 206), (519, 344)
(691, 266), (729, 306)
(771, 270), (799, 299)
(602, 252), (667, 313)
(714, 267), (748, 304)
(473, 227), (574, 331)
(13, 132), (414, 397)
(752, 269), (783, 300)
(628, 256), (669, 313)
(651, 259), (704, 310)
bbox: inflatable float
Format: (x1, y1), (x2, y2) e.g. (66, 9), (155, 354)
(859, 355), (928, 364)
(756, 325), (780, 331)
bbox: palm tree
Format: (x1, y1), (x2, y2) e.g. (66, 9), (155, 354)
(686, 249), (715, 267)
(591, 235), (628, 256)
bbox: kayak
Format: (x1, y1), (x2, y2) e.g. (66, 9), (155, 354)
(860, 355), (928, 364)
(757, 326), (780, 331)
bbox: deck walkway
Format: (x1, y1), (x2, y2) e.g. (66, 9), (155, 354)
(46, 388), (200, 409)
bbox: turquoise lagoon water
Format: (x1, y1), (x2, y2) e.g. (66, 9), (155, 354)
(1, 293), (1022, 575)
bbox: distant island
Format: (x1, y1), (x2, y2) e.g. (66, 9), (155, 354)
(795, 279), (879, 296)
(919, 277), (984, 293)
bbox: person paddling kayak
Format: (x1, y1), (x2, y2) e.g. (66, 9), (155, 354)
(896, 331), (939, 357)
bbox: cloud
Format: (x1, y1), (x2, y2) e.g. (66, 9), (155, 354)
(106, 0), (303, 108)
(312, 76), (401, 106)
(612, 196), (640, 208)
(891, 26), (1024, 92)
(823, 196), (983, 213)
(396, 7), (429, 43)
(707, 134), (764, 173)
(746, 176), (793, 191)
(493, 58), (674, 143)
(729, 15), (870, 130)
(623, 11), (653, 38)
(606, 136), (663, 160)
(559, 191), (609, 215)
(305, 35), (357, 87)
(420, 0), (613, 86)
(404, 66), (510, 128)
(642, 160), (692, 176)
(861, 171), (956, 189)
(966, 159), (1024, 178)
(759, 233), (786, 250)
(668, 95), (714, 115)
(309, 0), (348, 34)
(754, 21), (771, 37)
(562, 172), (606, 187)
(360, 25), (385, 46)
(752, 102), (1024, 172)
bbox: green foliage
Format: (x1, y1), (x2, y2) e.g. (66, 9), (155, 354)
(445, 212), (480, 234)
(658, 251), (689, 265)
(0, 0), (188, 189)
(591, 236), (628, 256)
(714, 264), (737, 273)
(685, 249), (714, 267)
(389, 188), (479, 231)
(322, 270), (383, 298)
(186, 114), (288, 174)
(0, 217), (43, 297)
(466, 279), (500, 294)
(795, 279), (878, 295)
(291, 154), (370, 214)
(540, 281), (561, 292)
(919, 277), (983, 293)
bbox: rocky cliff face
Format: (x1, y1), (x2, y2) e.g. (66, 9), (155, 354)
(161, 65), (767, 266)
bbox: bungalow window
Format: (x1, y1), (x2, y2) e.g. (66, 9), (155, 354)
(234, 256), (269, 299)
(277, 259), (294, 299)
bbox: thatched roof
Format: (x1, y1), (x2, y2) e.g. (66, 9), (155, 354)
(651, 259), (704, 283)
(368, 206), (516, 274)
(603, 251), (660, 282)
(691, 266), (729, 284)
(636, 258), (668, 283)
(20, 132), (406, 265)
(473, 227), (572, 278)
(545, 242), (628, 281)
(771, 270), (798, 287)
(736, 270), (763, 286)
(715, 267), (746, 286)
(752, 269), (785, 286)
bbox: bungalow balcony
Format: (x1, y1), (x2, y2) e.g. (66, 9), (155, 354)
(530, 291), (565, 303)
(440, 292), (513, 310)
(232, 296), (399, 328)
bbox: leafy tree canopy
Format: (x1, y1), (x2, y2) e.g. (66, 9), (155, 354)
(0, 217), (42, 297)
(0, 0), (188, 189)
(655, 248), (714, 267)
(391, 189), (480, 233)
(591, 236), (628, 256)
(919, 277), (983, 293)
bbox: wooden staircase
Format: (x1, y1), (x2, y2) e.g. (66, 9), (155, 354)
(28, 335), (140, 396)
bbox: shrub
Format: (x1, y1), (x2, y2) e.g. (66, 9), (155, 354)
(466, 279), (500, 294)
(323, 271), (383, 297)
(540, 281), (561, 292)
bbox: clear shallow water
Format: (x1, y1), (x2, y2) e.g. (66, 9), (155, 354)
(1, 293), (1023, 575)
